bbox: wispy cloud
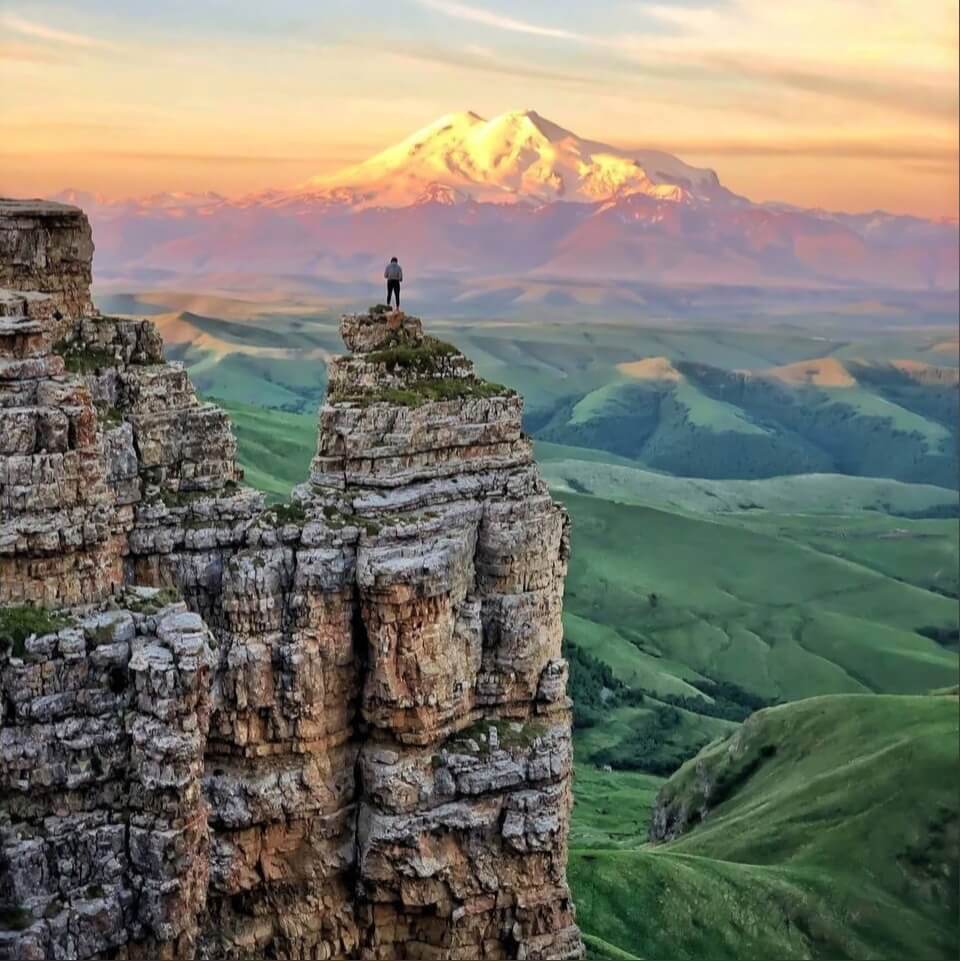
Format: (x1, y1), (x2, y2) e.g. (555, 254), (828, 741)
(705, 54), (958, 121)
(2, 120), (135, 134)
(375, 42), (609, 89)
(0, 148), (321, 167)
(900, 160), (959, 176)
(613, 0), (959, 123)
(410, 1), (957, 123)
(631, 137), (959, 163)
(0, 12), (114, 49)
(85, 151), (317, 166)
(415, 0), (583, 41)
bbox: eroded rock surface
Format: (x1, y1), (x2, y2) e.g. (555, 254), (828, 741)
(0, 204), (583, 960)
(0, 201), (95, 331)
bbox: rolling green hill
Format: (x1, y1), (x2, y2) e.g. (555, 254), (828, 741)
(536, 446), (958, 518)
(570, 693), (959, 961)
(538, 362), (958, 487)
(560, 492), (957, 699)
(135, 297), (959, 961)
(213, 400), (316, 499)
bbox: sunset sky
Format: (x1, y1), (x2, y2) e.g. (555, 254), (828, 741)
(2, 0), (957, 218)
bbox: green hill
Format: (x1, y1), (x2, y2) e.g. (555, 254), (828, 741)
(570, 693), (959, 960)
(560, 492), (957, 697)
(174, 309), (960, 960)
(212, 400), (316, 499)
(535, 449), (958, 518)
(558, 489), (957, 776)
(536, 362), (958, 488)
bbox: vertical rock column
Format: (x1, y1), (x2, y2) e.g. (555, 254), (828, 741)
(43, 307), (359, 958)
(0, 289), (123, 606)
(1, 216), (214, 959)
(197, 516), (363, 959)
(54, 311), (262, 618)
(29, 266), (361, 956)
(307, 309), (585, 960)
(0, 286), (215, 959)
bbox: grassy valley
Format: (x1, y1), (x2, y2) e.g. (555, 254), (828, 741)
(218, 400), (317, 499)
(98, 291), (959, 960)
(537, 359), (957, 487)
(571, 693), (959, 961)
(557, 490), (957, 773)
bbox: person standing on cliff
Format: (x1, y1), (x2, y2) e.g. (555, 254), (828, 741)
(384, 256), (403, 309)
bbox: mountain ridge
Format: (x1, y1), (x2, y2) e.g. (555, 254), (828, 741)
(43, 109), (959, 292)
(296, 108), (734, 208)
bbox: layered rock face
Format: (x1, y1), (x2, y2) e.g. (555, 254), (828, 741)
(0, 593), (216, 960)
(1, 235), (215, 958)
(310, 313), (581, 960)
(0, 201), (583, 960)
(0, 201), (95, 330)
(0, 289), (123, 607)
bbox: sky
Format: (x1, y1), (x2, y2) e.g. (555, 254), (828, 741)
(2, 0), (957, 218)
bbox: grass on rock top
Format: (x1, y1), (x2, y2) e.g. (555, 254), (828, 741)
(365, 335), (461, 373)
(447, 718), (548, 756)
(120, 586), (181, 615)
(333, 376), (513, 408)
(52, 339), (117, 374)
(150, 481), (242, 508)
(0, 606), (72, 657)
(329, 334), (515, 407)
(260, 500), (308, 526)
(94, 402), (124, 428)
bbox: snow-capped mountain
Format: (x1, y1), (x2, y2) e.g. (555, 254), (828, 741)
(292, 109), (734, 208)
(47, 110), (958, 295)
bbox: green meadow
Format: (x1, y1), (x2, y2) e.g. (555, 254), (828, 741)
(107, 293), (958, 959)
(571, 693), (959, 961)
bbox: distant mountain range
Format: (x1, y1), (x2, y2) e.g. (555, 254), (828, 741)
(52, 110), (959, 293)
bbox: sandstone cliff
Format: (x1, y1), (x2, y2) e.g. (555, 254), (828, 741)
(0, 200), (584, 960)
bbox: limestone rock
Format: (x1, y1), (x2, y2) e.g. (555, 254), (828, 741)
(0, 202), (583, 960)
(341, 306), (424, 353)
(0, 593), (215, 960)
(0, 291), (123, 607)
(0, 200), (95, 330)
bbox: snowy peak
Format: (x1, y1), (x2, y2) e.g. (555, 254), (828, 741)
(47, 109), (957, 293)
(300, 109), (732, 208)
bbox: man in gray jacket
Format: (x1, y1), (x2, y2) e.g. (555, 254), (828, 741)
(384, 257), (403, 308)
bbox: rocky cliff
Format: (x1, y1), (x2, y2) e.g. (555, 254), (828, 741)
(0, 200), (584, 960)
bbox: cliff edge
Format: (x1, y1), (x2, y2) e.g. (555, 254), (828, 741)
(0, 199), (584, 961)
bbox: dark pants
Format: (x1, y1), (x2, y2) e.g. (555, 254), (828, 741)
(386, 279), (401, 307)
